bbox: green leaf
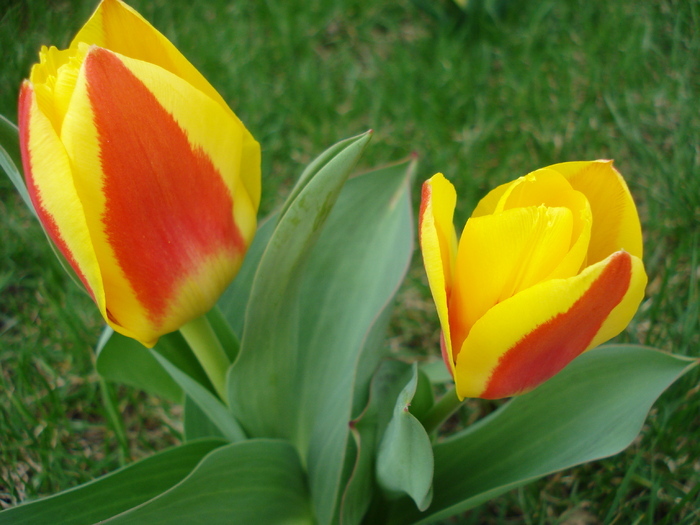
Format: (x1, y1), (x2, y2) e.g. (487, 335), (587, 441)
(96, 326), (245, 442)
(103, 439), (313, 525)
(95, 327), (184, 402)
(388, 345), (699, 524)
(204, 306), (240, 362)
(227, 132), (373, 439)
(341, 360), (419, 525)
(0, 439), (226, 525)
(277, 134), (369, 221)
(184, 395), (225, 441)
(96, 304), (234, 400)
(217, 214), (277, 339)
(299, 159), (415, 524)
(150, 351), (246, 442)
(419, 360), (453, 386)
(377, 363), (434, 511)
(228, 148), (415, 524)
(296, 159), (416, 523)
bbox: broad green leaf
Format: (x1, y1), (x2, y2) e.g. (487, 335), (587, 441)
(228, 147), (415, 525)
(97, 312), (245, 441)
(388, 345), (699, 524)
(410, 368), (436, 422)
(184, 395), (225, 441)
(377, 363), (434, 511)
(420, 360), (453, 385)
(204, 306), (240, 361)
(96, 304), (235, 402)
(228, 132), (373, 439)
(294, 159), (415, 524)
(341, 360), (418, 525)
(150, 351), (245, 442)
(95, 327), (184, 402)
(104, 439), (313, 525)
(96, 326), (216, 402)
(277, 135), (368, 222)
(0, 439), (226, 525)
(217, 214), (277, 339)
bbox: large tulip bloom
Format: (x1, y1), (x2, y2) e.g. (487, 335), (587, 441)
(420, 161), (647, 399)
(19, 0), (260, 347)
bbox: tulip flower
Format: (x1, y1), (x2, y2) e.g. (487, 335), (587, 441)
(18, 0), (260, 348)
(420, 161), (647, 399)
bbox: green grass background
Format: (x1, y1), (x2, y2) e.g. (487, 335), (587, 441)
(1, 0), (698, 522)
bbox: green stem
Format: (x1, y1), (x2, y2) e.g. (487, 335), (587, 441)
(179, 315), (230, 403)
(420, 386), (465, 436)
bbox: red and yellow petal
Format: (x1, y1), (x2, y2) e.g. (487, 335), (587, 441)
(419, 173), (458, 375)
(18, 81), (105, 311)
(60, 47), (254, 346)
(454, 250), (646, 399)
(548, 160), (643, 263)
(71, 0), (261, 212)
(114, 48), (259, 248)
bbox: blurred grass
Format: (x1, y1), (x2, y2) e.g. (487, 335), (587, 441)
(1, 0), (698, 522)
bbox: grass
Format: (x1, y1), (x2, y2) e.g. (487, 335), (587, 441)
(1, 0), (698, 522)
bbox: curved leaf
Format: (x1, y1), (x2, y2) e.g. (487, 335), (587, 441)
(0, 439), (226, 525)
(388, 345), (698, 524)
(228, 149), (415, 524)
(95, 327), (187, 402)
(104, 439), (313, 525)
(341, 360), (417, 525)
(297, 159), (416, 524)
(150, 351), (245, 442)
(217, 214), (277, 339)
(377, 363), (433, 511)
(227, 132), (373, 440)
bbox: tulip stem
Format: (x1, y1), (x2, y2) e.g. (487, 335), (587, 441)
(420, 386), (465, 436)
(180, 315), (230, 403)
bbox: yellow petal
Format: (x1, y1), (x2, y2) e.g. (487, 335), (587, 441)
(500, 170), (589, 240)
(548, 160), (643, 262)
(451, 204), (582, 351)
(469, 168), (593, 277)
(506, 169), (594, 279)
(454, 251), (646, 399)
(419, 173), (458, 375)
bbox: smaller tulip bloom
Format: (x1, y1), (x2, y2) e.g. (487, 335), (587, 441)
(420, 161), (647, 399)
(19, 0), (260, 347)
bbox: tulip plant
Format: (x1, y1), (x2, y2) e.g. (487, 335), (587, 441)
(0, 1), (697, 524)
